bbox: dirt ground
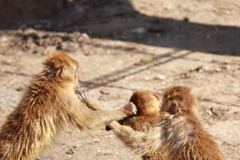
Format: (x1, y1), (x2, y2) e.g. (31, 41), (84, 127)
(0, 0), (240, 159)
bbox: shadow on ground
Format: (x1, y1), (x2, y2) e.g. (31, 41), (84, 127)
(0, 0), (240, 56)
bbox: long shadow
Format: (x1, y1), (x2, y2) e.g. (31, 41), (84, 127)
(80, 49), (193, 90)
(1, 0), (239, 56)
(1, 0), (240, 92)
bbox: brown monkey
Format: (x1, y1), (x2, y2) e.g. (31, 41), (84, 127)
(107, 86), (225, 160)
(0, 51), (137, 160)
(119, 90), (161, 132)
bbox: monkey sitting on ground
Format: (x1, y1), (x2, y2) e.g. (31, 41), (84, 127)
(0, 51), (137, 160)
(106, 86), (225, 160)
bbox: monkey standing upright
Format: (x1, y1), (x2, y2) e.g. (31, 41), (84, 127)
(0, 52), (137, 160)
(107, 86), (225, 160)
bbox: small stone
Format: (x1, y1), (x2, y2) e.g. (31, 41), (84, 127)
(62, 41), (70, 48)
(197, 76), (205, 80)
(85, 51), (93, 56)
(145, 77), (150, 80)
(66, 148), (74, 155)
(131, 27), (146, 34)
(100, 90), (110, 95)
(16, 85), (26, 91)
(156, 74), (166, 80)
(1, 37), (8, 42)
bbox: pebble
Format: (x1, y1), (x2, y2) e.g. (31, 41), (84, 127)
(156, 74), (166, 80)
(196, 76), (205, 80)
(131, 27), (146, 34)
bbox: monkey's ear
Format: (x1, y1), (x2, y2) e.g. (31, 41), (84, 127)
(152, 93), (160, 100)
(56, 67), (66, 79)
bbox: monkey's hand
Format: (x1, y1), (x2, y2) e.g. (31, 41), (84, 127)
(123, 102), (138, 116)
(77, 90), (91, 104)
(106, 121), (120, 131)
(78, 90), (105, 110)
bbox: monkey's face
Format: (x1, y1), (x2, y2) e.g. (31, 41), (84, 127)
(161, 87), (194, 114)
(161, 95), (185, 114)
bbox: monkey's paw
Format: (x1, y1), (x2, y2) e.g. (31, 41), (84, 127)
(106, 121), (119, 131)
(77, 90), (91, 104)
(123, 102), (137, 115)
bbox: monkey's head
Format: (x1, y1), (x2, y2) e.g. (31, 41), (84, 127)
(43, 52), (79, 86)
(161, 86), (197, 114)
(130, 90), (160, 116)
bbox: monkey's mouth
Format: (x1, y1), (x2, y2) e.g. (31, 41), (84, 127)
(169, 105), (178, 114)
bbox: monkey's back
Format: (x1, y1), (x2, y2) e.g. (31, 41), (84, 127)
(120, 116), (159, 132)
(161, 114), (225, 160)
(0, 81), (69, 160)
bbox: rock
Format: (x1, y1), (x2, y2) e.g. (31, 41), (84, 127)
(131, 27), (146, 34)
(66, 148), (74, 155)
(156, 74), (166, 80)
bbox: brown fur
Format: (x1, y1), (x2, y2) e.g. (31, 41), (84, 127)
(119, 90), (160, 132)
(118, 90), (164, 160)
(107, 86), (225, 160)
(0, 52), (137, 160)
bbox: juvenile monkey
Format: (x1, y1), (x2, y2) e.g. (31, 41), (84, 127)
(107, 86), (225, 160)
(119, 90), (161, 132)
(0, 52), (137, 160)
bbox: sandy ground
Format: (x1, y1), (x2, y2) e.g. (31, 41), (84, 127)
(0, 0), (240, 159)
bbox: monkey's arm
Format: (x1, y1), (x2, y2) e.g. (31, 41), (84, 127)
(69, 101), (137, 130)
(107, 121), (161, 156)
(76, 90), (105, 110)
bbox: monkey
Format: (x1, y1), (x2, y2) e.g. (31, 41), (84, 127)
(106, 86), (225, 160)
(0, 51), (137, 160)
(118, 90), (161, 132)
